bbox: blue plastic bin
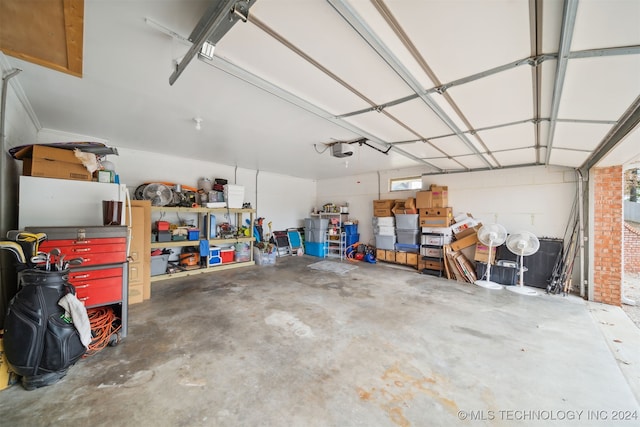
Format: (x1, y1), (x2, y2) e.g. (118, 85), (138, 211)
(345, 233), (359, 248)
(395, 243), (420, 253)
(343, 224), (358, 235)
(305, 241), (326, 257)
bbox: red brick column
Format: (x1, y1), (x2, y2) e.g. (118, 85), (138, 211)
(624, 223), (640, 273)
(592, 166), (623, 306)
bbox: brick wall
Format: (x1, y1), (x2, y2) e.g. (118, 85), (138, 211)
(624, 223), (640, 273)
(592, 166), (623, 306)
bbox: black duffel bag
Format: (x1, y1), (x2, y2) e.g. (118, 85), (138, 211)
(3, 269), (86, 390)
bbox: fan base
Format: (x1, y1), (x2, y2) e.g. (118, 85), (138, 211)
(507, 285), (539, 296)
(474, 280), (503, 290)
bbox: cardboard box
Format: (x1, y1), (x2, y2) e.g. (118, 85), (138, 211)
(391, 200), (406, 214)
(419, 257), (444, 271)
(430, 185), (448, 208)
(384, 250), (396, 262)
(395, 251), (407, 264)
(373, 199), (395, 209)
(416, 191), (432, 208)
(404, 197), (417, 214)
(16, 145), (92, 181)
(374, 208), (393, 217)
(406, 253), (418, 267)
(376, 249), (386, 260)
(420, 216), (451, 227)
(474, 243), (497, 264)
(456, 224), (482, 240)
(421, 207), (452, 218)
(452, 216), (480, 238)
(450, 233), (479, 251)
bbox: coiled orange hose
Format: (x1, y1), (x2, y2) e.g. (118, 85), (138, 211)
(84, 306), (121, 357)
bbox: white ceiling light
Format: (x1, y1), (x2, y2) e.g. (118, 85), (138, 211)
(200, 42), (215, 60)
(194, 117), (203, 130)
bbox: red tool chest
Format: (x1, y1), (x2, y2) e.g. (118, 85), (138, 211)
(27, 225), (129, 338)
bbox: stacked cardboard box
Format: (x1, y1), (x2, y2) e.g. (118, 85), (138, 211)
(375, 248), (418, 268)
(416, 185), (452, 276)
(16, 145), (92, 181)
(372, 186), (502, 279)
(373, 199), (394, 217)
(373, 199), (421, 268)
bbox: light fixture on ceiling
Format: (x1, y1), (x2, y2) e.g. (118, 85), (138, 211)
(313, 137), (392, 159)
(194, 117), (203, 130)
(331, 142), (353, 158)
(200, 42), (215, 60)
(169, 0), (257, 85)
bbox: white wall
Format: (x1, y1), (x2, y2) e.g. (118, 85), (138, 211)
(3, 66), (39, 227)
(315, 166), (426, 246)
(38, 145), (317, 233)
(317, 165), (578, 244)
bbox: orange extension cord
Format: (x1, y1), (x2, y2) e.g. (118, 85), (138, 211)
(84, 306), (121, 357)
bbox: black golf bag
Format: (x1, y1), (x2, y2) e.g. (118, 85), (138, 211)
(3, 269), (86, 390)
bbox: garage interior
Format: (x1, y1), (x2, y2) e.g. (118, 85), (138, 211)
(1, 0), (640, 425)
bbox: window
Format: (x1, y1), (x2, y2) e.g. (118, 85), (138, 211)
(390, 176), (422, 192)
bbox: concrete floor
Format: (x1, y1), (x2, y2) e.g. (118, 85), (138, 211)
(1, 256), (639, 427)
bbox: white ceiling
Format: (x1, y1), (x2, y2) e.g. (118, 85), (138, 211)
(2, 0), (640, 180)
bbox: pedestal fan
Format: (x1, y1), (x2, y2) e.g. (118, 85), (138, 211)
(474, 223), (508, 290)
(505, 231), (540, 296)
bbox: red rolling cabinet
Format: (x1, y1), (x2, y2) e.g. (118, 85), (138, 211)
(26, 226), (129, 338)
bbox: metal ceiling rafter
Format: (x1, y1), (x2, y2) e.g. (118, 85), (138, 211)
(432, 55), (554, 96)
(422, 145), (538, 162)
(338, 38), (634, 124)
(421, 162), (540, 177)
(328, 0), (494, 171)
(247, 15), (380, 110)
(530, 0), (543, 164)
(337, 53), (556, 119)
(245, 14), (451, 169)
(168, 0), (256, 85)
(146, 17), (439, 170)
(569, 45), (640, 59)
(544, 0), (579, 165)
(367, 0), (500, 169)
(582, 94), (640, 171)
(199, 56), (441, 170)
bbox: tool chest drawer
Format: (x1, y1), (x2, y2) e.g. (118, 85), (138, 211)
(68, 265), (124, 307)
(68, 266), (123, 281)
(25, 225), (129, 337)
(39, 239), (126, 267)
(40, 238), (127, 253)
(73, 276), (123, 308)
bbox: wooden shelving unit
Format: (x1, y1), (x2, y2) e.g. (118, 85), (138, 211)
(150, 206), (255, 282)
